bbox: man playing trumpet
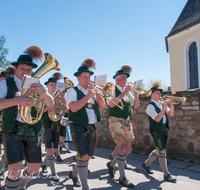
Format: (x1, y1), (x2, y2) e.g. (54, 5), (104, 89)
(66, 59), (106, 190)
(0, 46), (54, 190)
(106, 65), (140, 188)
(142, 82), (176, 182)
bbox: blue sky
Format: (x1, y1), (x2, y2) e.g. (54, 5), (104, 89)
(1, 0), (188, 89)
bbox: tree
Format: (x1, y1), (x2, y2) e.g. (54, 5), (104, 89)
(144, 78), (169, 92)
(0, 35), (11, 69)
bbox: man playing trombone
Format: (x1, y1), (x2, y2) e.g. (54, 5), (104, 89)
(66, 59), (106, 190)
(142, 82), (176, 183)
(106, 65), (140, 188)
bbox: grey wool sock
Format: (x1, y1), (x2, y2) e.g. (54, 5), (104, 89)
(116, 154), (126, 180)
(43, 156), (48, 166)
(55, 141), (64, 156)
(19, 169), (36, 189)
(145, 150), (159, 167)
(72, 164), (78, 178)
(5, 177), (21, 190)
(47, 155), (56, 175)
(0, 154), (5, 171)
(111, 146), (118, 158)
(77, 160), (89, 190)
(159, 153), (170, 176)
(110, 155), (117, 167)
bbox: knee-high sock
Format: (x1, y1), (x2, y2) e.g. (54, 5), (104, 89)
(5, 177), (21, 190)
(111, 146), (118, 158)
(19, 169), (37, 189)
(159, 153), (170, 176)
(64, 142), (69, 150)
(47, 155), (56, 175)
(72, 164), (78, 177)
(110, 155), (117, 167)
(117, 154), (126, 180)
(55, 141), (64, 156)
(0, 154), (5, 172)
(43, 156), (48, 166)
(145, 150), (159, 167)
(77, 160), (89, 190)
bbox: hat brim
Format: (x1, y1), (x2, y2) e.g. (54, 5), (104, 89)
(11, 61), (38, 68)
(152, 88), (163, 93)
(44, 81), (57, 85)
(113, 72), (130, 79)
(74, 70), (94, 77)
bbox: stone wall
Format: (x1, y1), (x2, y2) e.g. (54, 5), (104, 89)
(96, 90), (200, 163)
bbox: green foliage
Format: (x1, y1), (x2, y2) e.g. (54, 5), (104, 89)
(0, 35), (11, 69)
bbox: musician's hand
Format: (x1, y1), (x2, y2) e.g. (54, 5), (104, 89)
(163, 100), (170, 109)
(15, 96), (35, 107)
(124, 84), (134, 94)
(52, 104), (60, 111)
(30, 84), (46, 95)
(58, 96), (65, 103)
(88, 86), (96, 97)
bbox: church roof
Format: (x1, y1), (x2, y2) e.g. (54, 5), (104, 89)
(166, 0), (200, 52)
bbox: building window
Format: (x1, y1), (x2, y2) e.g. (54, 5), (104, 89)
(189, 42), (199, 89)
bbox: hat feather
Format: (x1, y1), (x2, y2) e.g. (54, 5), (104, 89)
(121, 65), (132, 73)
(53, 72), (62, 80)
(82, 59), (96, 69)
(24, 46), (44, 61)
(151, 82), (161, 88)
(5, 66), (15, 77)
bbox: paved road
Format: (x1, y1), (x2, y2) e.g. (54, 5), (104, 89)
(0, 143), (200, 190)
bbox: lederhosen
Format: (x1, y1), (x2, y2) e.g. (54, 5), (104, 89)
(148, 101), (169, 151)
(41, 109), (60, 149)
(69, 87), (101, 158)
(2, 77), (42, 165)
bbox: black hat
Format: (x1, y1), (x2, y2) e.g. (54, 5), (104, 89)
(113, 69), (130, 79)
(11, 54), (38, 68)
(0, 71), (11, 78)
(44, 77), (57, 85)
(44, 72), (62, 85)
(74, 66), (94, 77)
(150, 82), (163, 93)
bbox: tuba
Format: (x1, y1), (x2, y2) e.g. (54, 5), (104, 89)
(20, 53), (61, 125)
(161, 95), (186, 104)
(48, 77), (75, 121)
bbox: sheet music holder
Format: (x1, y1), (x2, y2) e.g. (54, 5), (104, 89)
(21, 74), (40, 89)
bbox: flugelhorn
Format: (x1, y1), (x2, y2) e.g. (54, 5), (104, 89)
(20, 53), (61, 125)
(48, 77), (75, 121)
(88, 81), (124, 110)
(127, 82), (152, 96)
(161, 95), (186, 104)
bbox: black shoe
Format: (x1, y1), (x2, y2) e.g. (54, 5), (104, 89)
(107, 162), (114, 178)
(50, 173), (60, 182)
(119, 177), (135, 188)
(88, 169), (90, 173)
(66, 149), (71, 153)
(142, 162), (153, 174)
(125, 164), (132, 170)
(109, 154), (113, 160)
(55, 155), (63, 162)
(0, 171), (4, 181)
(41, 165), (48, 173)
(60, 147), (62, 151)
(91, 156), (95, 159)
(73, 156), (77, 163)
(164, 174), (177, 183)
(69, 171), (81, 187)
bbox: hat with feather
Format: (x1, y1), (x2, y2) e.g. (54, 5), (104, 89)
(0, 66), (15, 78)
(150, 82), (163, 93)
(44, 72), (62, 85)
(74, 59), (96, 77)
(11, 46), (44, 68)
(113, 65), (131, 79)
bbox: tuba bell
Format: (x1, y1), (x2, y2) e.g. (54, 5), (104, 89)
(20, 53), (61, 125)
(48, 77), (75, 121)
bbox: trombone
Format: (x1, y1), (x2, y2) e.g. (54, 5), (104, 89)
(127, 82), (152, 96)
(161, 95), (186, 104)
(88, 81), (124, 110)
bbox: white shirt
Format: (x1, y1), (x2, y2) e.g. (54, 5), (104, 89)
(107, 84), (135, 106)
(66, 84), (97, 124)
(0, 75), (25, 123)
(146, 99), (170, 124)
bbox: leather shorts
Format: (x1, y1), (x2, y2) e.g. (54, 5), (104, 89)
(70, 123), (96, 158)
(60, 124), (66, 137)
(42, 121), (60, 149)
(3, 121), (41, 165)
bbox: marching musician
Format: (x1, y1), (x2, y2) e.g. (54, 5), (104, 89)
(106, 65), (139, 188)
(142, 82), (176, 182)
(41, 72), (64, 182)
(0, 46), (54, 190)
(66, 59), (106, 190)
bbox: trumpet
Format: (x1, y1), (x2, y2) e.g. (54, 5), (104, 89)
(126, 82), (152, 96)
(88, 81), (124, 110)
(161, 95), (186, 104)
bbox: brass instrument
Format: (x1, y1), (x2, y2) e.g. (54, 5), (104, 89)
(20, 53), (61, 125)
(89, 81), (124, 110)
(161, 95), (186, 104)
(48, 77), (75, 121)
(127, 82), (152, 96)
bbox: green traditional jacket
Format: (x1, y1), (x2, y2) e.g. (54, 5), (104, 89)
(109, 86), (132, 120)
(147, 101), (169, 132)
(69, 86), (102, 127)
(2, 77), (42, 135)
